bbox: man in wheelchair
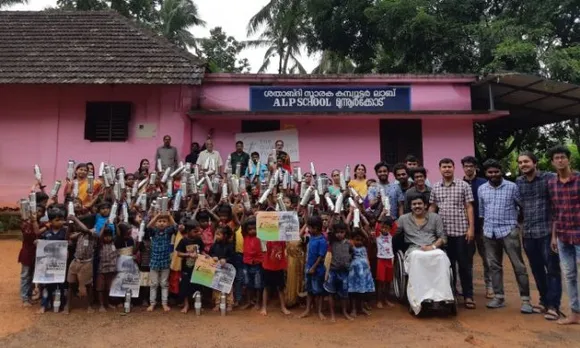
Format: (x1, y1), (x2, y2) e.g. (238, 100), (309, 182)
(394, 192), (456, 315)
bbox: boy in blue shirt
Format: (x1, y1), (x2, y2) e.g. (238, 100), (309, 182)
(299, 215), (328, 320)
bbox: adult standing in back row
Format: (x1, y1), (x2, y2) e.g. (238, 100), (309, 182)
(229, 141), (250, 175)
(155, 135), (179, 171)
(516, 151), (562, 321)
(547, 145), (580, 325)
(197, 139), (223, 174)
(429, 158), (476, 310)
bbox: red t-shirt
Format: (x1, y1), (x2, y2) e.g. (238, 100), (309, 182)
(262, 241), (287, 271)
(243, 235), (263, 265)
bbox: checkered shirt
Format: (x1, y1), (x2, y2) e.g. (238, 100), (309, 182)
(516, 172), (555, 239)
(148, 225), (177, 270)
(548, 172), (580, 244)
(478, 180), (521, 239)
(429, 179), (474, 237)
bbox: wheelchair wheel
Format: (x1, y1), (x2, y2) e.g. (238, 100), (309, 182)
(393, 250), (407, 302)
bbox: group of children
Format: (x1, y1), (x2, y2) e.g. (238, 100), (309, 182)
(19, 156), (399, 321)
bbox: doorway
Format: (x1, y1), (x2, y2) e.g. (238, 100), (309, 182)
(380, 120), (423, 166)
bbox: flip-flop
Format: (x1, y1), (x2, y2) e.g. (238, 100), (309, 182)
(544, 309), (560, 321)
(464, 299), (476, 310)
(532, 304), (546, 314)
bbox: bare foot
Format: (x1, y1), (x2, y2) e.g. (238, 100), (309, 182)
(227, 306), (233, 312)
(385, 300), (395, 308)
(37, 307), (46, 314)
(108, 304), (116, 310)
(87, 307), (95, 314)
(260, 307), (268, 316)
(181, 307), (188, 314)
(281, 307), (291, 315)
(212, 305), (220, 312)
(361, 307), (371, 316)
(350, 310), (357, 318)
(146, 305), (155, 312)
(558, 315), (580, 325)
(22, 302), (32, 308)
(330, 315), (336, 322)
(162, 304), (171, 312)
(318, 312), (327, 321)
(254, 303), (261, 311)
(62, 307), (69, 315)
(298, 309), (310, 318)
(99, 306), (107, 313)
(363, 302), (371, 311)
(240, 302), (253, 310)
(376, 301), (384, 309)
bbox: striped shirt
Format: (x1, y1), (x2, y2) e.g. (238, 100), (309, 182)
(516, 172), (555, 239)
(429, 179), (474, 237)
(548, 172), (580, 244)
(478, 180), (521, 239)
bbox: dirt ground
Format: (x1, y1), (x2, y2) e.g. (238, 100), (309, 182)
(0, 240), (578, 348)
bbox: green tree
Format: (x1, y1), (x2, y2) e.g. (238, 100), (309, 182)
(154, 0), (205, 50)
(311, 50), (356, 74)
(53, 0), (205, 51)
(0, 0), (28, 9)
(198, 27), (250, 73)
(247, 0), (307, 74)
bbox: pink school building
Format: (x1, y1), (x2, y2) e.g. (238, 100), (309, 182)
(0, 11), (507, 206)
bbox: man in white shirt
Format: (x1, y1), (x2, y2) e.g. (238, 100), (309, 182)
(196, 139), (223, 173)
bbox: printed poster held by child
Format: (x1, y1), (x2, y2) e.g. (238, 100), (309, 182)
(190, 255), (236, 294)
(256, 211), (300, 242)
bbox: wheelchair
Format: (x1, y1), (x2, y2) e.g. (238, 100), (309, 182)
(392, 233), (458, 316)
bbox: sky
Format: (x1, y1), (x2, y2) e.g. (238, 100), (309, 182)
(6, 0), (319, 73)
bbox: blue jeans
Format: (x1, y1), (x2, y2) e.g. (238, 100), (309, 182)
(523, 235), (562, 309)
(557, 239), (580, 313)
(232, 253), (244, 302)
(20, 265), (33, 302)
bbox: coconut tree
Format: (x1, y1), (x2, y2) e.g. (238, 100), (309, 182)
(311, 50), (356, 74)
(157, 0), (205, 51)
(0, 0), (27, 9)
(246, 0), (306, 74)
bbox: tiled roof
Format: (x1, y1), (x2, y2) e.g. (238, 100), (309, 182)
(0, 11), (205, 84)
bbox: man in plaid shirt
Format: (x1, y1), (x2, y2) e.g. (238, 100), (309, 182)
(516, 151), (562, 321)
(479, 159), (532, 313)
(429, 158), (476, 309)
(547, 145), (580, 325)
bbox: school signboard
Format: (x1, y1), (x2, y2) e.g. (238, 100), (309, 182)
(249, 86), (411, 112)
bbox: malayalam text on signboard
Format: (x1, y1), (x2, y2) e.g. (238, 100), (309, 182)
(249, 86), (411, 112)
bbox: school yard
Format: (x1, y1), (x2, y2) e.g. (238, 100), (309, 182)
(0, 240), (578, 348)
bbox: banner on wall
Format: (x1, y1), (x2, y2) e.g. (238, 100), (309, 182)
(235, 129), (299, 162)
(249, 86), (411, 112)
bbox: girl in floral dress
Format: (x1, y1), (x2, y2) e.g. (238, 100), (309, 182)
(348, 228), (375, 317)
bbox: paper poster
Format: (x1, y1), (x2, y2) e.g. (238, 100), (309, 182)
(257, 211), (300, 241)
(190, 256), (236, 294)
(109, 255), (140, 298)
(235, 129), (300, 162)
(33, 240), (68, 284)
(139, 272), (150, 287)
